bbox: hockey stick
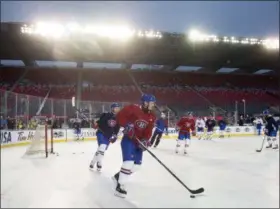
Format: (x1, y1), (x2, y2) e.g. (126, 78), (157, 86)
(256, 135), (266, 152)
(136, 138), (204, 195)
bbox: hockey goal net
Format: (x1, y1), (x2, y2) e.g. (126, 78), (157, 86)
(25, 116), (54, 158)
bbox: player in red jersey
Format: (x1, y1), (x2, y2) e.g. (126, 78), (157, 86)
(176, 112), (195, 154)
(112, 94), (156, 198)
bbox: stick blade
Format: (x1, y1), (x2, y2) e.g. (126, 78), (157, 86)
(191, 187), (204, 194)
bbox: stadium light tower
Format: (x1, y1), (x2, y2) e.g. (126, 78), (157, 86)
(242, 99), (246, 117)
(235, 101), (238, 125)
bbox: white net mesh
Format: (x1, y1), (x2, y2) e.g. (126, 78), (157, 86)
(25, 124), (47, 155)
(25, 116), (52, 156)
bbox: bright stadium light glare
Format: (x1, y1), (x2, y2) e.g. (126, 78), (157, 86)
(83, 24), (135, 40)
(95, 25), (112, 36)
(262, 38), (279, 49)
(20, 22), (163, 39)
(241, 40), (249, 44)
(135, 30), (162, 39)
(19, 22), (277, 46)
(66, 22), (81, 32)
(34, 22), (49, 36)
(145, 30), (156, 38)
(188, 29), (205, 42)
(209, 35), (217, 39)
(138, 31), (144, 37)
(110, 25), (135, 40)
(51, 23), (65, 38)
(250, 38), (257, 41)
(33, 22), (65, 38)
(84, 25), (95, 34)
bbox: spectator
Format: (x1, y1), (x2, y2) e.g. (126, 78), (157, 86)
(7, 116), (15, 130)
(238, 115), (244, 126)
(17, 119), (24, 130)
(245, 114), (251, 124)
(0, 116), (7, 130)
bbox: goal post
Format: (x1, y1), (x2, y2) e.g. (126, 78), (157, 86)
(24, 116), (54, 158)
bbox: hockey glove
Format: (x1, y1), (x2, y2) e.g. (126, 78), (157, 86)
(138, 139), (151, 151)
(123, 123), (135, 139)
(109, 134), (118, 143)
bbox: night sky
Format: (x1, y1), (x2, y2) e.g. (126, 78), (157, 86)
(1, 1), (279, 38)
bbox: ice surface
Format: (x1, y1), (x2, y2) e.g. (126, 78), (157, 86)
(1, 136), (279, 208)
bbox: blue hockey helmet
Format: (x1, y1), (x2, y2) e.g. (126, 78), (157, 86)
(111, 103), (120, 109)
(141, 94), (156, 103)
(263, 108), (270, 116)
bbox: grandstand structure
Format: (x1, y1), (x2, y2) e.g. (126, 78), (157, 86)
(1, 22), (279, 124)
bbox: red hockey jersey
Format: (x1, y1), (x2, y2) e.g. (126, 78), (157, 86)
(177, 117), (195, 133)
(116, 104), (156, 141)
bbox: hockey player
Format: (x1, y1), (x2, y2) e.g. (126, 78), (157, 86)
(195, 116), (205, 140)
(254, 116), (263, 136)
(264, 114), (278, 150)
(73, 118), (84, 140)
(176, 112), (195, 154)
(89, 103), (121, 171)
(112, 94), (156, 198)
(92, 117), (99, 129)
(150, 112), (168, 148)
(218, 118), (227, 138)
(205, 115), (216, 140)
(263, 107), (270, 116)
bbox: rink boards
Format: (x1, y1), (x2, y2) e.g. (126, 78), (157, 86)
(1, 126), (257, 148)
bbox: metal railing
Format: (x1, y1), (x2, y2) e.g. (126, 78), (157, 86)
(0, 90), (129, 120)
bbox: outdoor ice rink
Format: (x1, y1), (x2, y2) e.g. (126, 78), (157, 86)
(1, 136), (279, 208)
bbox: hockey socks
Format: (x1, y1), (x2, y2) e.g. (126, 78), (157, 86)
(114, 162), (141, 198)
(76, 133), (84, 141)
(272, 137), (279, 149)
(115, 161), (133, 197)
(266, 138), (272, 148)
(175, 140), (189, 154)
(265, 137), (279, 149)
(90, 144), (107, 171)
(205, 133), (213, 140)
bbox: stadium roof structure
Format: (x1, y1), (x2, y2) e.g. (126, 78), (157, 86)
(1, 22), (279, 76)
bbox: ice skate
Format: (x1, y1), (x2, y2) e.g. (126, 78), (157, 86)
(89, 160), (95, 169)
(115, 183), (127, 198)
(96, 162), (102, 172)
(266, 144), (272, 149)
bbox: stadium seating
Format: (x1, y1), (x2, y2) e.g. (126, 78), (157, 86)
(1, 67), (279, 115)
